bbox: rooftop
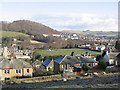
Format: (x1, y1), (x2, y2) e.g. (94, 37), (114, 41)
(54, 55), (98, 64)
(0, 59), (32, 69)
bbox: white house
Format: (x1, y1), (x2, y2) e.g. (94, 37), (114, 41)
(103, 52), (118, 65)
(15, 55), (31, 59)
(98, 45), (105, 51)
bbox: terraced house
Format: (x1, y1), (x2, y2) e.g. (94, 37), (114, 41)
(54, 55), (98, 74)
(0, 59), (33, 80)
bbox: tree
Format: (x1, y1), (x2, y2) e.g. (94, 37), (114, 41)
(2, 37), (12, 46)
(115, 40), (120, 51)
(99, 59), (107, 70)
(82, 64), (90, 71)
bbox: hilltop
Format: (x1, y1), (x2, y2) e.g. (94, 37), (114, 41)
(1, 20), (60, 35)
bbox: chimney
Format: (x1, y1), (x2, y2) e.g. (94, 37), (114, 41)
(71, 52), (75, 56)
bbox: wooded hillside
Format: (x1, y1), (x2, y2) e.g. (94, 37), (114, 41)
(1, 20), (60, 35)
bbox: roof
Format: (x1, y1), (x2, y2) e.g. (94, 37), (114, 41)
(54, 55), (98, 64)
(54, 56), (65, 64)
(108, 53), (116, 59)
(116, 53), (120, 59)
(41, 59), (54, 67)
(0, 59), (32, 69)
(0, 59), (13, 69)
(31, 60), (42, 65)
(16, 55), (31, 59)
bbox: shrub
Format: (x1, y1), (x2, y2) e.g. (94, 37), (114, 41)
(82, 64), (90, 71)
(33, 69), (47, 76)
(47, 69), (54, 75)
(99, 60), (107, 70)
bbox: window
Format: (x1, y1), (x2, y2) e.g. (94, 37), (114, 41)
(16, 69), (21, 73)
(5, 77), (10, 80)
(80, 63), (83, 66)
(19, 70), (21, 73)
(4, 70), (10, 74)
(70, 64), (73, 68)
(62, 65), (64, 68)
(27, 69), (29, 73)
(66, 64), (67, 69)
(16, 70), (18, 73)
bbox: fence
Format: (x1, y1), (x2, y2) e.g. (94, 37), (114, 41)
(2, 72), (78, 84)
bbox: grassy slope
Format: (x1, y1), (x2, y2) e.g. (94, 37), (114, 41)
(0, 31), (29, 37)
(38, 48), (102, 57)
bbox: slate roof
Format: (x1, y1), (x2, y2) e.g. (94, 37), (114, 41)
(116, 53), (120, 60)
(0, 59), (13, 69)
(54, 55), (98, 64)
(108, 54), (116, 59)
(41, 59), (54, 67)
(0, 59), (32, 69)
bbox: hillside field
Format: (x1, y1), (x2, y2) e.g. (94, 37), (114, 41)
(38, 48), (102, 57)
(0, 31), (29, 37)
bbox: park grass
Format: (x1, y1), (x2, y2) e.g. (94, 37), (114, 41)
(38, 48), (102, 57)
(0, 31), (29, 37)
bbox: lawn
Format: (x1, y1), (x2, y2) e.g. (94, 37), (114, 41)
(38, 48), (102, 57)
(0, 31), (29, 37)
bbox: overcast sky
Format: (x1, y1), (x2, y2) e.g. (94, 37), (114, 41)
(0, 0), (118, 31)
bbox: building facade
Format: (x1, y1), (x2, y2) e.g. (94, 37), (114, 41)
(0, 59), (33, 80)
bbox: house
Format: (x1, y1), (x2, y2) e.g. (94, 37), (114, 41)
(98, 45), (105, 51)
(43, 34), (49, 37)
(52, 34), (61, 37)
(31, 60), (42, 68)
(54, 55), (98, 74)
(116, 53), (120, 66)
(0, 59), (33, 80)
(102, 51), (119, 65)
(15, 55), (31, 59)
(108, 53), (117, 65)
(40, 59), (54, 71)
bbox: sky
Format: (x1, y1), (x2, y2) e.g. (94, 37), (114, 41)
(0, 0), (119, 31)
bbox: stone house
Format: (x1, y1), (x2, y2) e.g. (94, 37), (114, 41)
(103, 51), (119, 65)
(0, 59), (33, 80)
(116, 53), (120, 66)
(54, 55), (98, 74)
(31, 60), (42, 68)
(40, 59), (54, 71)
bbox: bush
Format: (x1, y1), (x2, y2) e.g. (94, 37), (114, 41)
(82, 64), (90, 71)
(99, 60), (107, 70)
(47, 69), (54, 75)
(33, 69), (47, 76)
(33, 69), (54, 76)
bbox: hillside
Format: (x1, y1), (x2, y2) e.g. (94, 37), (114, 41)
(62, 30), (118, 37)
(0, 31), (29, 38)
(1, 20), (60, 35)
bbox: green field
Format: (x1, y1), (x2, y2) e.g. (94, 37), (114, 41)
(0, 31), (29, 37)
(38, 48), (102, 57)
